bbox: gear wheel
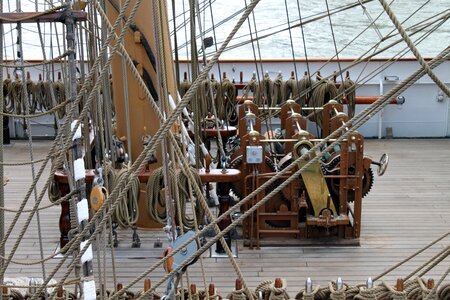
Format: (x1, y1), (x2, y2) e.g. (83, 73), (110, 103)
(229, 154), (277, 201)
(328, 166), (374, 203)
(229, 154), (290, 228)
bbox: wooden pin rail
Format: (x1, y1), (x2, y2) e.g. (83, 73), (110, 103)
(0, 11), (88, 23)
(236, 95), (399, 105)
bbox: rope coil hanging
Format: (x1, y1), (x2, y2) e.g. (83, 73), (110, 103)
(284, 72), (298, 103)
(25, 72), (36, 114)
(220, 77), (237, 124)
(112, 164), (140, 228)
(261, 72), (274, 107)
(33, 75), (46, 112)
(338, 72), (356, 118)
(243, 73), (261, 106)
(272, 72), (284, 106)
(53, 75), (66, 119)
(8, 75), (23, 115)
(146, 166), (205, 230)
(298, 71), (315, 107)
(308, 73), (338, 128)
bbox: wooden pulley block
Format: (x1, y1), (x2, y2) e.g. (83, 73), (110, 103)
(90, 186), (108, 212)
(72, 0), (88, 10)
(163, 247), (174, 273)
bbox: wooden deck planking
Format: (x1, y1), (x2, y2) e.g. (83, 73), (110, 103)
(1, 139), (450, 296)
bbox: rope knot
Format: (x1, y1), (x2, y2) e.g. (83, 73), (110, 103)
(329, 282), (346, 300)
(354, 287), (377, 300)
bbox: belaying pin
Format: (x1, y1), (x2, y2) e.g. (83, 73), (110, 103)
(336, 277), (343, 290)
(274, 278), (282, 289)
(306, 277), (312, 293)
(258, 290), (264, 300)
(29, 278), (37, 294)
(366, 277), (373, 289)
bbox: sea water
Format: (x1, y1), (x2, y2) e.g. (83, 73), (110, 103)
(3, 0), (449, 60)
(170, 0), (449, 59)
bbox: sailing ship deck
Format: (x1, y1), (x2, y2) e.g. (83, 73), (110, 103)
(3, 138), (450, 296)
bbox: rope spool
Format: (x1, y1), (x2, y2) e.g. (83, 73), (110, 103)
(298, 71), (315, 107)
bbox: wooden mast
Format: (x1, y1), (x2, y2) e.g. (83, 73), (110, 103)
(106, 0), (178, 228)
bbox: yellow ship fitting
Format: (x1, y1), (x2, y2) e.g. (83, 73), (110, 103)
(295, 140), (337, 217)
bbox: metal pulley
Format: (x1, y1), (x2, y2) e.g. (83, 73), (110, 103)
(371, 153), (389, 176)
(163, 231), (199, 274)
(293, 140), (314, 160)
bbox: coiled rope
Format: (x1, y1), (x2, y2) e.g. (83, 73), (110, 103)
(298, 72), (315, 107)
(338, 74), (356, 118)
(221, 77), (237, 123)
(33, 77), (46, 112)
(8, 76), (23, 115)
(243, 73), (261, 106)
(199, 77), (212, 118)
(272, 72), (284, 106)
(53, 78), (66, 119)
(308, 74), (338, 127)
(329, 282), (346, 300)
(179, 76), (192, 110)
(25, 75), (36, 114)
(255, 279), (290, 300)
(284, 72), (298, 103)
(113, 164), (140, 228)
(146, 166), (205, 230)
(211, 75), (222, 119)
(261, 72), (274, 107)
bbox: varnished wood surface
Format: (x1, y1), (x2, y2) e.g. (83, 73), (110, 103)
(2, 139), (450, 296)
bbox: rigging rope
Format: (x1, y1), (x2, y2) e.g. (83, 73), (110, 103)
(128, 46), (450, 300)
(7, 0), (446, 298)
